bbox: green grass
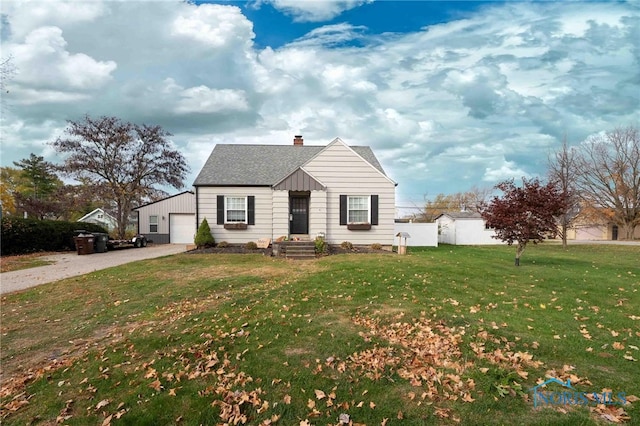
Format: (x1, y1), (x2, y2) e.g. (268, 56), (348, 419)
(1, 245), (639, 425)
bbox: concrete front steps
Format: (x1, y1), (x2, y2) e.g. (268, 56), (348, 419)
(284, 241), (316, 260)
(272, 236), (316, 260)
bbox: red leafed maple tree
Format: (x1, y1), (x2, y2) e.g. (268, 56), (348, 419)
(481, 178), (567, 266)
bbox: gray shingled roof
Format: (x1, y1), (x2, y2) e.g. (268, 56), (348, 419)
(193, 144), (386, 186)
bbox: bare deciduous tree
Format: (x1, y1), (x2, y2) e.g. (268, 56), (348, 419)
(419, 186), (492, 222)
(51, 115), (189, 238)
(548, 136), (581, 248)
(574, 126), (640, 240)
(0, 55), (16, 111)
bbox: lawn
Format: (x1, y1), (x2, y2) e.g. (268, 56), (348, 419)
(1, 244), (638, 425)
(0, 252), (55, 273)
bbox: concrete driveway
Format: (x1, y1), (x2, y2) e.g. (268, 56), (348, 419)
(0, 244), (188, 295)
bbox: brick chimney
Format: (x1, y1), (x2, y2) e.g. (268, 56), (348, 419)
(293, 135), (303, 146)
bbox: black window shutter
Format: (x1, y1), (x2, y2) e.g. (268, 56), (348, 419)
(339, 195), (347, 225)
(371, 195), (379, 225)
(217, 195), (224, 225)
(247, 196), (255, 225)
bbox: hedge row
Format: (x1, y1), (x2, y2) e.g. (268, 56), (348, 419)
(1, 217), (108, 256)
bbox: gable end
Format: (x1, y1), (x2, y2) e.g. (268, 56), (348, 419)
(273, 167), (326, 191)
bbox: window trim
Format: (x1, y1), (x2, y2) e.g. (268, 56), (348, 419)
(149, 215), (158, 233)
(224, 196), (248, 224)
(347, 195), (371, 224)
(340, 194), (378, 227)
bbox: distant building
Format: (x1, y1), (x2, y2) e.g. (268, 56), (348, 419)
(435, 211), (503, 245)
(77, 208), (117, 231)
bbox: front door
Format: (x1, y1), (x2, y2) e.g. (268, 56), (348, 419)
(290, 196), (309, 234)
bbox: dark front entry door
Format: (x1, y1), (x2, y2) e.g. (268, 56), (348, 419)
(290, 196), (309, 234)
(612, 225), (618, 241)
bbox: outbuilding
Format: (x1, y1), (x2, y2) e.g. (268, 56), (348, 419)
(133, 191), (195, 244)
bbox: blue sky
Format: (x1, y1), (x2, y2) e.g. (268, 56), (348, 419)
(240, 1), (488, 48)
(1, 0), (638, 215)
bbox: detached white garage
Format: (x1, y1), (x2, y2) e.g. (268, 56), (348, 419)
(133, 191), (196, 244)
(170, 213), (196, 244)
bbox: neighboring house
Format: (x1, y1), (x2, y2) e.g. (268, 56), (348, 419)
(133, 191), (196, 244)
(567, 222), (639, 241)
(435, 211), (503, 245)
(564, 208), (640, 241)
(193, 136), (396, 246)
(77, 208), (117, 232)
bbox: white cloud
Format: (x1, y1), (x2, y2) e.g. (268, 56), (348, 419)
(10, 88), (91, 106)
(8, 26), (116, 92)
(483, 161), (531, 182)
(171, 3), (254, 49)
(175, 86), (249, 114)
(264, 0), (372, 22)
(290, 23), (368, 47)
(3, 0), (105, 40)
(0, 0), (637, 207)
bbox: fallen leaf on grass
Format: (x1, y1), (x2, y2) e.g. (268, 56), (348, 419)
(314, 389), (326, 400)
(149, 379), (162, 391)
(95, 399), (110, 410)
(462, 393), (475, 402)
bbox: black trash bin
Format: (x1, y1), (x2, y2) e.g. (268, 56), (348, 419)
(74, 234), (95, 255)
(93, 233), (109, 253)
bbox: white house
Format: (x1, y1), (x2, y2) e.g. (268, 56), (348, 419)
(435, 211), (503, 245)
(77, 208), (117, 232)
(193, 136), (397, 246)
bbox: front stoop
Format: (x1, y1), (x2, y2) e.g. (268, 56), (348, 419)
(277, 241), (316, 260)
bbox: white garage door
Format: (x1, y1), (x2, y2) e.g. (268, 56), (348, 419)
(170, 214), (195, 244)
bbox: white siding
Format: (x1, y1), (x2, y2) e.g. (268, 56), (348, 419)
(135, 192), (195, 236)
(303, 141), (395, 245)
(309, 190), (327, 239)
(272, 190), (289, 240)
(198, 187), (273, 244)
(455, 220), (502, 245)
